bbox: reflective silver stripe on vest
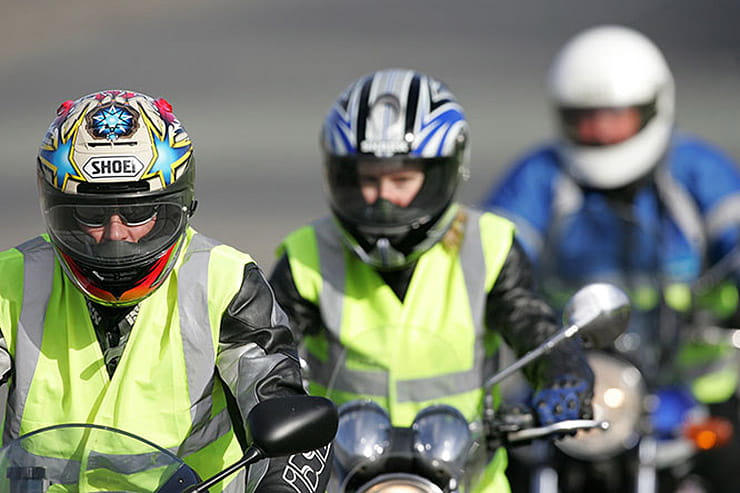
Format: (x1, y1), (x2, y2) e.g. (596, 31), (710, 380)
(549, 168), (707, 265)
(4, 445), (81, 484)
(310, 218), (389, 396)
(88, 449), (245, 493)
(314, 217), (346, 332)
(490, 173), (582, 265)
(176, 233), (236, 457)
(3, 237), (54, 444)
(86, 448), (185, 475)
(552, 173), (585, 220)
(654, 167), (706, 257)
(460, 209), (486, 333)
(706, 193), (740, 241)
(310, 209), (494, 401)
(304, 345), (389, 396)
(3, 445), (221, 487)
(489, 207), (544, 261)
(396, 347), (496, 402)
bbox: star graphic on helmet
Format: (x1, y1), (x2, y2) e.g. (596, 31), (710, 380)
(90, 104), (137, 141)
(38, 130), (79, 189)
(146, 125), (192, 186)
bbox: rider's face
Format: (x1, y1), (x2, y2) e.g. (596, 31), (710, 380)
(80, 214), (157, 244)
(571, 107), (642, 146)
(358, 163), (425, 208)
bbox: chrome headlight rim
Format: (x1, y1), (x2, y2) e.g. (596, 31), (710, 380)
(355, 472), (446, 493)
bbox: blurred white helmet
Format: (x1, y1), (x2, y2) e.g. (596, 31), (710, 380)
(548, 25), (675, 189)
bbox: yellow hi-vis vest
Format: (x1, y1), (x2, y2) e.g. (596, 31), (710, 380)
(279, 207), (515, 493)
(0, 228), (249, 492)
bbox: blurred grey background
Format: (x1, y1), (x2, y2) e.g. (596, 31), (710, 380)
(1, 0), (739, 269)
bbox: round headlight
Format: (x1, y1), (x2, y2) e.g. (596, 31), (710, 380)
(556, 351), (645, 460)
(335, 400), (392, 472)
(357, 473), (445, 493)
(412, 405), (472, 469)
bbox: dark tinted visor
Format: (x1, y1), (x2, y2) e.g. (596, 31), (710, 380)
(72, 204), (160, 228)
(45, 200), (188, 267)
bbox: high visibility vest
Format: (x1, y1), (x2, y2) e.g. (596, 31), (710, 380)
(0, 228), (249, 492)
(280, 207), (515, 492)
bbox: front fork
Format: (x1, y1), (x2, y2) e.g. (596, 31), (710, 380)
(531, 464), (559, 493)
(636, 436), (658, 493)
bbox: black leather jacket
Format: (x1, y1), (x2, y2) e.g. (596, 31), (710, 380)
(214, 262), (332, 493)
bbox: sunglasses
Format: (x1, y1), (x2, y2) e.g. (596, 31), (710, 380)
(73, 205), (159, 228)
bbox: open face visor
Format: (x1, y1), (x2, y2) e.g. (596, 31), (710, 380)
(325, 155), (460, 236)
(558, 100), (657, 147)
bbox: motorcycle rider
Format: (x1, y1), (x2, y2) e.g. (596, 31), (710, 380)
(269, 68), (595, 491)
(481, 25), (740, 492)
(0, 90), (331, 492)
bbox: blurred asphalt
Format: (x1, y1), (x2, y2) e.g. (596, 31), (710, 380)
(1, 0), (739, 268)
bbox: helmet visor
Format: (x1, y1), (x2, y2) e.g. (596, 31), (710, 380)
(45, 200), (189, 268)
(558, 101), (656, 147)
(326, 155), (459, 235)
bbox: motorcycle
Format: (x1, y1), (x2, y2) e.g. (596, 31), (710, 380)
(547, 326), (737, 493)
(326, 282), (631, 493)
(0, 394), (337, 492)
(512, 245), (740, 493)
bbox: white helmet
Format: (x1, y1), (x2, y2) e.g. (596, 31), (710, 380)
(548, 25), (675, 189)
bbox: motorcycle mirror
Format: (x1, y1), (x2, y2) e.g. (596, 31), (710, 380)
(185, 396), (338, 493)
(248, 395), (338, 457)
(562, 283), (631, 348)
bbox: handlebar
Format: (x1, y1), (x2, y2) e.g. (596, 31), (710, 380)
(485, 406), (610, 449)
(689, 326), (740, 349)
(505, 419), (609, 444)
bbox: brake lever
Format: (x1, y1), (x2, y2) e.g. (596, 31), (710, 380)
(505, 419), (610, 445)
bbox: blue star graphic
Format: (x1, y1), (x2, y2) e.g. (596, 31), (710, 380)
(91, 105), (135, 141)
(148, 128), (192, 186)
(38, 133), (79, 188)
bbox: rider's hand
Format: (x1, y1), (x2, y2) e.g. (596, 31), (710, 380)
(531, 375), (593, 425)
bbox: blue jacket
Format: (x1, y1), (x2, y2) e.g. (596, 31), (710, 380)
(482, 134), (740, 378)
(483, 134), (740, 396)
(482, 134), (740, 295)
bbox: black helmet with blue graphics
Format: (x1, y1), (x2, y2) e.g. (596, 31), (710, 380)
(321, 68), (469, 269)
(37, 90), (196, 306)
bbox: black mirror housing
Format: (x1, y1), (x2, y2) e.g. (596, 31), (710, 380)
(248, 395), (338, 457)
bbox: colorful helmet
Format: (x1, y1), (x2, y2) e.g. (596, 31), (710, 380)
(548, 25), (675, 189)
(37, 90), (195, 306)
(321, 68), (469, 269)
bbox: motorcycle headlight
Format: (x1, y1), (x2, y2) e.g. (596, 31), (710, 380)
(334, 400), (392, 474)
(412, 405), (472, 470)
(556, 350), (645, 460)
(357, 473), (445, 493)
